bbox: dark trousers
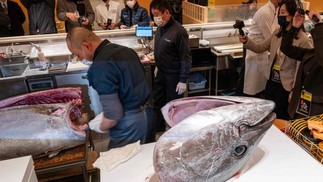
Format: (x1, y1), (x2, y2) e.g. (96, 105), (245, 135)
(153, 70), (182, 132)
(264, 80), (290, 120)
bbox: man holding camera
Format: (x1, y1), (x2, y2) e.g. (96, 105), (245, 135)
(95, 0), (124, 30)
(57, 0), (95, 32)
(239, 0), (281, 97)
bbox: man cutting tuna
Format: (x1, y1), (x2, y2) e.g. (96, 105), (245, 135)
(66, 27), (156, 149)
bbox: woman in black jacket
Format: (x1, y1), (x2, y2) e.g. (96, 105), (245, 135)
(280, 11), (323, 119)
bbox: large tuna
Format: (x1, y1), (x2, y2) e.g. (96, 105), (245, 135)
(154, 96), (276, 182)
(0, 103), (87, 160)
(0, 87), (86, 160)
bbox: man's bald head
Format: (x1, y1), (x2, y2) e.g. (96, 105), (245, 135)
(66, 27), (101, 50)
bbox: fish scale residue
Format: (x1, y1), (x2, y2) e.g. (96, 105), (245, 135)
(155, 96), (276, 182)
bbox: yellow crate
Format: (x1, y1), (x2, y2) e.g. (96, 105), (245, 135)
(286, 114), (323, 164)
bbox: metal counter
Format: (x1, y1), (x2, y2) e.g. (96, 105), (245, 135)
(0, 21), (250, 103)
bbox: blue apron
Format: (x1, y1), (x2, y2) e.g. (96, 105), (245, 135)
(108, 105), (156, 149)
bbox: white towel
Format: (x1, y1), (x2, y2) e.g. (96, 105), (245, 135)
(93, 140), (141, 172)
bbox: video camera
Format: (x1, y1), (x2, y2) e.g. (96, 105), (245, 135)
(78, 17), (87, 25)
(233, 20), (245, 36)
(104, 19), (112, 30)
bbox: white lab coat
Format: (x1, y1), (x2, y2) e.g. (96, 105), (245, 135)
(95, 0), (124, 26)
(243, 1), (278, 95)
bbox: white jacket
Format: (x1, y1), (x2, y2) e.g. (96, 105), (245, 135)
(243, 1), (278, 95)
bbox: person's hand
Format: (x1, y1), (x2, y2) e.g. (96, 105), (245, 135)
(99, 23), (107, 30)
(88, 112), (108, 133)
(239, 35), (248, 44)
(176, 82), (187, 95)
(108, 23), (116, 30)
(308, 11), (322, 24)
(131, 24), (138, 28)
(81, 18), (90, 26)
(292, 12), (305, 28)
(66, 12), (78, 22)
(120, 25), (127, 29)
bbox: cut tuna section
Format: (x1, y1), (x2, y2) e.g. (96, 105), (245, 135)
(0, 87), (83, 109)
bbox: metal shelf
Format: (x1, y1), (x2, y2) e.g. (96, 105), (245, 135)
(187, 88), (210, 94)
(185, 65), (213, 96)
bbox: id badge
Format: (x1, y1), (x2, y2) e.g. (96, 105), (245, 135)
(296, 90), (312, 117)
(271, 64), (281, 83)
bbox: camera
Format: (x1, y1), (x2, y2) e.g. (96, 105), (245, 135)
(104, 19), (112, 30)
(233, 20), (245, 36)
(78, 16), (87, 25)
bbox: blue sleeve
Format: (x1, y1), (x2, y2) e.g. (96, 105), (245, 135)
(119, 8), (126, 26)
(100, 93), (124, 120)
(137, 8), (150, 26)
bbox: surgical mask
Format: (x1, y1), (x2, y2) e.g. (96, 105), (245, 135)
(154, 16), (165, 27)
(278, 15), (289, 29)
(126, 1), (135, 9)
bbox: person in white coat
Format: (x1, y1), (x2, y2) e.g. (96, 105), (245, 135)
(239, 0), (313, 119)
(242, 0), (281, 97)
(95, 0), (124, 30)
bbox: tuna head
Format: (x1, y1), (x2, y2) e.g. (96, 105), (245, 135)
(154, 96), (276, 182)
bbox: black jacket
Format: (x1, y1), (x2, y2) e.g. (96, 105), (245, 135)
(154, 17), (192, 83)
(20, 0), (57, 34)
(8, 0), (26, 36)
(120, 3), (149, 28)
(0, 6), (10, 37)
(281, 24), (323, 119)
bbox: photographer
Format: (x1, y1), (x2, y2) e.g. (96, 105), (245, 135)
(95, 0), (123, 30)
(280, 11), (323, 119)
(239, 0), (313, 119)
(57, 0), (95, 32)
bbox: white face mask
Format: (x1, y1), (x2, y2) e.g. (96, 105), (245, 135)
(154, 16), (164, 27)
(126, 1), (135, 9)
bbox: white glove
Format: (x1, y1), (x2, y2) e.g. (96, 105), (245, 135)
(88, 112), (108, 133)
(176, 82), (187, 95)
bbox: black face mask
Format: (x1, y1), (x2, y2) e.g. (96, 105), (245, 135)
(278, 15), (289, 29)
